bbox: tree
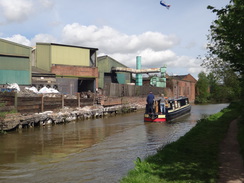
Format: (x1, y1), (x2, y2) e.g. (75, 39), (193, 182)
(204, 0), (244, 74)
(222, 70), (241, 101)
(195, 72), (209, 104)
(207, 71), (241, 102)
(207, 72), (221, 102)
(202, 0), (244, 102)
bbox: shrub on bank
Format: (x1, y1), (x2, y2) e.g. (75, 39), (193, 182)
(121, 102), (241, 183)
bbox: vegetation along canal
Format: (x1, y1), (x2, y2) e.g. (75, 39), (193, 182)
(0, 103), (228, 183)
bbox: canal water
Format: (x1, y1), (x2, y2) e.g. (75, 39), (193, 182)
(0, 104), (228, 183)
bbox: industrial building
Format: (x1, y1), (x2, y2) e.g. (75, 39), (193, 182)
(97, 55), (132, 89)
(33, 43), (99, 94)
(167, 74), (197, 102)
(0, 38), (32, 85)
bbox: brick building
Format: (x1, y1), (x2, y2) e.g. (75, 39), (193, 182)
(166, 74), (197, 103)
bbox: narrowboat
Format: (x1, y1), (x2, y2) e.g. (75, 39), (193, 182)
(144, 97), (191, 122)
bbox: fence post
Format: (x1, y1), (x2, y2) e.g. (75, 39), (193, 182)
(14, 92), (18, 109)
(41, 94), (44, 112)
(62, 95), (64, 109)
(77, 93), (80, 107)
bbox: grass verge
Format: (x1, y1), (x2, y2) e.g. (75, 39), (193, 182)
(0, 110), (17, 119)
(120, 102), (242, 183)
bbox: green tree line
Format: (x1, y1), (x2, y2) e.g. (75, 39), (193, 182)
(196, 0), (243, 104)
(195, 70), (241, 103)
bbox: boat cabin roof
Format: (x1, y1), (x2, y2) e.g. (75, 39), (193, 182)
(168, 97), (189, 102)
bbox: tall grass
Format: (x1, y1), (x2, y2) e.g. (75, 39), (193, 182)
(121, 102), (242, 183)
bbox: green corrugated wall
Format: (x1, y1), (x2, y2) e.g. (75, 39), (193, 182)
(0, 56), (31, 85)
(0, 39), (30, 57)
(0, 39), (31, 85)
(0, 70), (30, 85)
(0, 56), (30, 70)
(97, 56), (131, 88)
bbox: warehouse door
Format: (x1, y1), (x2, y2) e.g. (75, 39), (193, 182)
(78, 79), (95, 92)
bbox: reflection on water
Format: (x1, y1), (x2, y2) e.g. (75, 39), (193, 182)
(0, 104), (228, 183)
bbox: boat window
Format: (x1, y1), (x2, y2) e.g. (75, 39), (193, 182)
(174, 101), (177, 108)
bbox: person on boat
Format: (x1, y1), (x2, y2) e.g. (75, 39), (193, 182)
(160, 94), (165, 114)
(146, 91), (155, 113)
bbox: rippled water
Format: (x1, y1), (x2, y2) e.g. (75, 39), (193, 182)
(0, 103), (228, 183)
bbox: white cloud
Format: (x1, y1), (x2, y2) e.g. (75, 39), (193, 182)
(60, 23), (202, 75)
(0, 0), (34, 22)
(38, 0), (54, 9)
(31, 34), (56, 45)
(188, 67), (207, 78)
(1, 23), (202, 78)
(61, 23), (180, 54)
(5, 34), (31, 46)
(0, 0), (54, 23)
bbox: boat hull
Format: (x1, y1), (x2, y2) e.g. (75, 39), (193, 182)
(144, 104), (191, 122)
(144, 114), (166, 122)
(167, 104), (191, 121)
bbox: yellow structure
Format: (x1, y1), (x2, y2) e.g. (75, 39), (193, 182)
(34, 43), (98, 94)
(35, 43), (95, 71)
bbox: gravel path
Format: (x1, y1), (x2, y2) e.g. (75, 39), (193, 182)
(218, 118), (244, 183)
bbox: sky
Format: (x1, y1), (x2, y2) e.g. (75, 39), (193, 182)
(0, 0), (230, 79)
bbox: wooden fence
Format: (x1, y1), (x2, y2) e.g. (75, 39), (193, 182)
(0, 83), (173, 113)
(0, 92), (94, 114)
(103, 83), (170, 97)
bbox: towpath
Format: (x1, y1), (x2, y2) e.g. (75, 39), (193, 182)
(218, 118), (244, 183)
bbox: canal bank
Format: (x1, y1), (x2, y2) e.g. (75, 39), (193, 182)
(120, 102), (243, 183)
(0, 90), (150, 131)
(0, 101), (145, 132)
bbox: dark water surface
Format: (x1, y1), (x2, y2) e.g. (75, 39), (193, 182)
(0, 104), (228, 183)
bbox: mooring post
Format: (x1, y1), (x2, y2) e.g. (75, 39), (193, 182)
(62, 94), (64, 109)
(77, 93), (80, 107)
(14, 92), (18, 109)
(41, 94), (44, 112)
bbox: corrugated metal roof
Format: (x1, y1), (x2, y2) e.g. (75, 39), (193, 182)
(98, 55), (128, 68)
(36, 42), (99, 51)
(0, 38), (31, 49)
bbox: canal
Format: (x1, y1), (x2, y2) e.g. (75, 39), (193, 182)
(0, 103), (228, 183)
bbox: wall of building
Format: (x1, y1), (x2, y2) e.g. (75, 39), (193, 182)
(51, 45), (90, 66)
(51, 65), (98, 78)
(52, 65), (98, 93)
(0, 57), (31, 84)
(36, 43), (51, 71)
(35, 43), (99, 94)
(0, 39), (31, 85)
(56, 78), (78, 95)
(98, 56), (131, 89)
(171, 80), (195, 102)
(0, 39), (30, 56)
(36, 43), (93, 72)
(103, 83), (166, 97)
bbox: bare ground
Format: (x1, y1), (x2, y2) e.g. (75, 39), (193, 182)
(218, 118), (244, 183)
